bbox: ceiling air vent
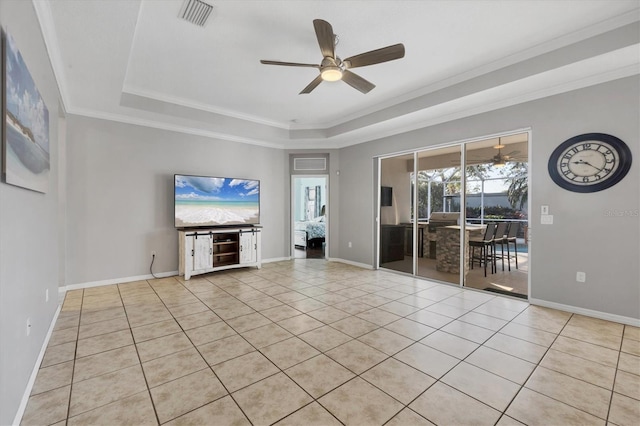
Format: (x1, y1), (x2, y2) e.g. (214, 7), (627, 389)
(179, 0), (214, 27)
(294, 158), (327, 171)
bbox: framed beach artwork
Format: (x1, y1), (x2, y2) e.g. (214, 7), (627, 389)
(2, 29), (50, 193)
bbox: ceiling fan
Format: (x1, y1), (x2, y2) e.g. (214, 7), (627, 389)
(470, 141), (524, 167)
(260, 19), (405, 94)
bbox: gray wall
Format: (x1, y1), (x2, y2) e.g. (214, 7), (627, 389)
(337, 76), (639, 319)
(0, 2), (62, 423)
(65, 116), (288, 285)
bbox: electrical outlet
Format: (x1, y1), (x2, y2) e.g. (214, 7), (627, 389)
(26, 318), (31, 336)
(576, 271), (586, 282)
(348, 242), (352, 248)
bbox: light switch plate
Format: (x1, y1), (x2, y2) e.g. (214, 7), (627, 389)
(541, 205), (549, 215)
(541, 214), (554, 225)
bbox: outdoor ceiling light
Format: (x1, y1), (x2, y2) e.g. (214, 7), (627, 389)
(321, 66), (343, 81)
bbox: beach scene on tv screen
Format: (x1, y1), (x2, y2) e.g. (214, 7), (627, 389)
(175, 175), (259, 227)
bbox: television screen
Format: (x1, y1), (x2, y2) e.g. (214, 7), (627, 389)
(381, 186), (393, 206)
(174, 174), (260, 228)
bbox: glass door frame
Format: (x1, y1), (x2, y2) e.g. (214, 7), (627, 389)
(376, 129), (531, 297)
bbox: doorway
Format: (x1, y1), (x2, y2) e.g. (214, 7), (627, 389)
(292, 176), (328, 259)
(378, 132), (530, 299)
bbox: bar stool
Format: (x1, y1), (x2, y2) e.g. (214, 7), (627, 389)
(469, 223), (496, 277)
(505, 222), (519, 270)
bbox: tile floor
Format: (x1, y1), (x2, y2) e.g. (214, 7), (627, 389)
(21, 260), (639, 426)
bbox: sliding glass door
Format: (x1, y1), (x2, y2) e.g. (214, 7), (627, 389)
(378, 132), (529, 299)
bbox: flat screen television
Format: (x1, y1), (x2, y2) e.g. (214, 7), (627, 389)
(174, 174), (260, 228)
(381, 186), (393, 206)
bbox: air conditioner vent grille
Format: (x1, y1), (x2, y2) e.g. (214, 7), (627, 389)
(179, 0), (213, 27)
(294, 158), (327, 171)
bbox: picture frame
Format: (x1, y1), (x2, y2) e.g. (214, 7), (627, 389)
(2, 28), (50, 193)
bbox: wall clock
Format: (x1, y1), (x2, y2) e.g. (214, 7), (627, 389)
(548, 133), (632, 193)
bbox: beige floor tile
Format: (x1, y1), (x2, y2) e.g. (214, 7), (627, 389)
(540, 348), (616, 389)
(465, 346), (536, 385)
(76, 329), (133, 359)
(621, 336), (640, 356)
(358, 328), (413, 355)
(485, 333), (547, 364)
(329, 316), (379, 338)
(525, 366), (611, 419)
(442, 362), (521, 411)
(213, 351), (279, 392)
(244, 295), (283, 311)
(551, 335), (619, 367)
(184, 321), (237, 346)
(393, 342), (459, 379)
(78, 316), (129, 340)
(285, 354), (355, 398)
(41, 341), (76, 368)
(31, 361), (74, 396)
(406, 309), (453, 328)
(567, 314), (625, 336)
(386, 408), (435, 426)
(199, 334), (255, 366)
(495, 415), (526, 425)
(473, 304), (521, 321)
(618, 352), (640, 375)
(47, 327), (79, 347)
(166, 301), (210, 318)
(165, 395), (250, 426)
(420, 330), (479, 359)
(298, 325), (353, 352)
(21, 385), (70, 426)
(260, 305), (303, 322)
(500, 322), (558, 347)
(213, 303), (255, 320)
(142, 347), (208, 388)
(357, 293), (394, 307)
(131, 318), (182, 343)
(561, 324), (622, 350)
(174, 310), (221, 330)
(409, 382), (501, 426)
(423, 302), (470, 319)
(226, 312), (272, 333)
(362, 358), (435, 404)
(240, 322), (293, 348)
(512, 306), (571, 334)
(277, 314), (324, 335)
(506, 387), (604, 426)
(260, 337), (320, 369)
(458, 311), (508, 331)
(73, 345), (139, 382)
(53, 313), (80, 331)
(126, 307), (173, 328)
(384, 318), (436, 340)
(319, 377), (404, 425)
(379, 300), (421, 316)
(326, 340), (388, 374)
(150, 368), (228, 424)
(67, 391), (156, 426)
(613, 370), (640, 400)
(233, 372), (313, 425)
(332, 299), (374, 315)
(69, 364), (147, 417)
(275, 401), (341, 426)
(136, 332), (193, 362)
(288, 298), (329, 313)
(274, 290), (308, 304)
(440, 320), (495, 344)
(307, 306), (351, 324)
(624, 325), (640, 341)
(608, 391), (640, 426)
(356, 307), (402, 326)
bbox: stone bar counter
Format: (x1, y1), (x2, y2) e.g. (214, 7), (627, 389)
(436, 225), (485, 274)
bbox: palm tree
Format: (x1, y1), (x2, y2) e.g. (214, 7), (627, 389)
(503, 162), (528, 210)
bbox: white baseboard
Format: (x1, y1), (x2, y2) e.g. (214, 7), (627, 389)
(13, 304), (61, 426)
(262, 257), (291, 264)
(327, 257), (374, 270)
(59, 270), (179, 295)
(529, 297), (640, 327)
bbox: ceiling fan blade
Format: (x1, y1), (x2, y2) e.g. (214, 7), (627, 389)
(505, 150), (520, 156)
(260, 60), (320, 68)
(313, 19), (335, 58)
(299, 75), (323, 94)
(341, 70), (375, 94)
(343, 43), (405, 68)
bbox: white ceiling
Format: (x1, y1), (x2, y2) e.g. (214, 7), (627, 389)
(33, 0), (640, 149)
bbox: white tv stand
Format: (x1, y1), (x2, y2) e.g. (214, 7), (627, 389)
(178, 226), (261, 280)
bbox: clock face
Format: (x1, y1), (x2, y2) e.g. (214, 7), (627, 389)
(548, 133), (632, 193)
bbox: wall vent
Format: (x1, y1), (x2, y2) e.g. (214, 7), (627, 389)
(179, 0), (214, 27)
(294, 158), (327, 171)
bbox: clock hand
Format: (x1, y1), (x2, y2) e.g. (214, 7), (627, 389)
(571, 159), (602, 171)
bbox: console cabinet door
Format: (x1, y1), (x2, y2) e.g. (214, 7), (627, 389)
(239, 232), (256, 264)
(193, 234), (213, 271)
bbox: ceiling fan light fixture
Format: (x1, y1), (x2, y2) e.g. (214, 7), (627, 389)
(321, 66), (342, 81)
(493, 160), (506, 168)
